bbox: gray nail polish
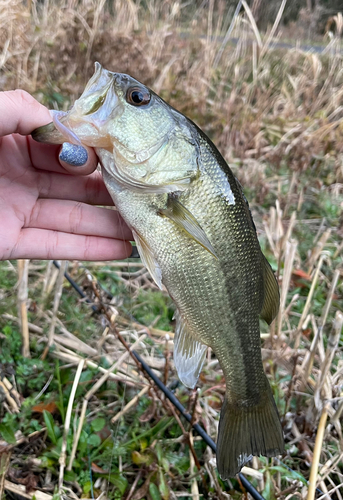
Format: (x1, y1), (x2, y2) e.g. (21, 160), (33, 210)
(59, 142), (88, 166)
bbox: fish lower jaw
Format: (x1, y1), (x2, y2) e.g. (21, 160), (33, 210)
(75, 127), (113, 148)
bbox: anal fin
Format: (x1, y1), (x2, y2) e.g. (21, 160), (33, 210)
(173, 310), (207, 389)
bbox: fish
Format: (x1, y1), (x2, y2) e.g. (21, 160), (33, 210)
(32, 62), (284, 478)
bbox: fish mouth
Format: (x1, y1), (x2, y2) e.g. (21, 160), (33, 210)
(32, 89), (120, 148)
(32, 65), (120, 147)
(71, 66), (121, 131)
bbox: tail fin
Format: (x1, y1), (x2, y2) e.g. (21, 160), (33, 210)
(216, 379), (284, 479)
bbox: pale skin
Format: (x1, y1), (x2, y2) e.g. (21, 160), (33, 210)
(0, 90), (133, 260)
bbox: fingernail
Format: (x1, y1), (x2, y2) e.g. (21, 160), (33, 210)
(59, 142), (88, 166)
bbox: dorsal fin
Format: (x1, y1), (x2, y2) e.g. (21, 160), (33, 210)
(233, 177), (279, 324)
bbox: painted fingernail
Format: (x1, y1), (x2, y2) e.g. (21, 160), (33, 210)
(59, 142), (88, 166)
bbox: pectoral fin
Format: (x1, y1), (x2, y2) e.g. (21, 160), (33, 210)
(159, 196), (217, 258)
(173, 310), (207, 389)
(260, 255), (280, 325)
(132, 230), (163, 290)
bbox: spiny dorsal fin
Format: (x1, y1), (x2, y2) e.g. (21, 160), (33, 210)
(173, 310), (208, 389)
(132, 229), (163, 290)
(158, 196), (217, 259)
(260, 255), (280, 325)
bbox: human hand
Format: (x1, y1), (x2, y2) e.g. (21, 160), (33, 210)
(0, 90), (132, 260)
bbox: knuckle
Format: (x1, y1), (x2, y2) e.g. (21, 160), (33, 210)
(46, 231), (59, 260)
(14, 89), (40, 110)
(69, 202), (84, 234)
(85, 171), (102, 204)
(8, 233), (22, 260)
(28, 201), (40, 227)
(83, 235), (93, 260)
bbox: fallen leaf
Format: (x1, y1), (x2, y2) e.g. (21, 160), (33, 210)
(91, 462), (108, 474)
(292, 269), (312, 280)
(32, 402), (57, 414)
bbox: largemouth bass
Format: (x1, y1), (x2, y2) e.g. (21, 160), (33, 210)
(32, 63), (284, 478)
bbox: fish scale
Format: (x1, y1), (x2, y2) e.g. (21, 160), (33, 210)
(32, 62), (284, 479)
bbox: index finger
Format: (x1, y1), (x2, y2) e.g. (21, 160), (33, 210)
(0, 90), (52, 136)
(0, 89), (99, 176)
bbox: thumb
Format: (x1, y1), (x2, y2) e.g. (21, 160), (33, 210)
(58, 142), (99, 176)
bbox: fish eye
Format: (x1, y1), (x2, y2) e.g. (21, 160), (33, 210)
(126, 87), (150, 106)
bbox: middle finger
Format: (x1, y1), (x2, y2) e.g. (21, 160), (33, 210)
(28, 198), (132, 240)
(38, 169), (114, 206)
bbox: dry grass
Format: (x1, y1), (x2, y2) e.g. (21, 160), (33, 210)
(1, 0), (343, 191)
(0, 1), (343, 499)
